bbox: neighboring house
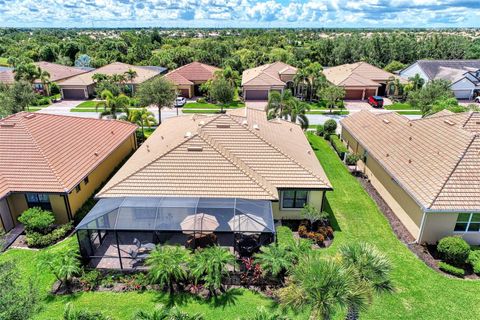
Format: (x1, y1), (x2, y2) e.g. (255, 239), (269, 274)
(323, 62), (405, 100)
(241, 62), (298, 101)
(0, 112), (137, 232)
(57, 62), (166, 100)
(164, 61), (220, 98)
(400, 60), (480, 100)
(96, 107), (332, 220)
(341, 110), (480, 244)
(0, 61), (88, 91)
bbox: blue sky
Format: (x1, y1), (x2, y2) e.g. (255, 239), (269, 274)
(0, 0), (479, 28)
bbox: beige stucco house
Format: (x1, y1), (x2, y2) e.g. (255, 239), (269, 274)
(241, 62), (298, 101)
(164, 62), (220, 98)
(341, 110), (480, 244)
(97, 107), (332, 220)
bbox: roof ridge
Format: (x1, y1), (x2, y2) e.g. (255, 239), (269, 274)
(198, 130), (278, 199)
(462, 112), (475, 128)
(226, 114), (331, 187)
(19, 115), (68, 191)
(243, 69), (285, 86)
(429, 134), (478, 209)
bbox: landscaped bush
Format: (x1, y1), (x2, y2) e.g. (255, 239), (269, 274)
(18, 207), (55, 233)
(323, 119), (337, 135)
(197, 97), (206, 103)
(31, 96), (52, 106)
(345, 153), (361, 166)
(437, 236), (470, 267)
(438, 262), (465, 277)
(26, 222), (73, 248)
(63, 303), (110, 320)
(330, 135), (347, 159)
(315, 124), (324, 136)
(467, 250), (480, 275)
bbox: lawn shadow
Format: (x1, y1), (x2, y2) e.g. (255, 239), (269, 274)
(323, 198), (341, 232)
(212, 288), (242, 308)
(152, 291), (195, 308)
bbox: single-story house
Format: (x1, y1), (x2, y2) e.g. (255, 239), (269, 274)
(241, 62), (298, 101)
(164, 61), (220, 98)
(76, 106), (332, 268)
(57, 62), (166, 100)
(0, 61), (89, 91)
(0, 112), (137, 232)
(341, 110), (480, 244)
(399, 60), (480, 100)
(323, 62), (405, 100)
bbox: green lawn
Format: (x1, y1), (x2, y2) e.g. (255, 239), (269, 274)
(183, 101), (245, 110)
(397, 110), (423, 115)
(3, 135), (480, 319)
(306, 110), (349, 115)
(76, 101), (98, 108)
(307, 134), (480, 319)
(384, 102), (418, 110)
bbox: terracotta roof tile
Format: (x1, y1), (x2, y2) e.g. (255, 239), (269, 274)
(0, 112), (137, 199)
(164, 62), (220, 85)
(324, 62), (406, 87)
(241, 62), (297, 87)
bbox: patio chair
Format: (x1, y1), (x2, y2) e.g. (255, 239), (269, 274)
(133, 238), (155, 251)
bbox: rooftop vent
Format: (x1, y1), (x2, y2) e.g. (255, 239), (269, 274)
(216, 124), (230, 129)
(0, 122), (15, 128)
(24, 114), (36, 119)
(198, 121), (205, 126)
(242, 120), (248, 126)
(408, 159), (412, 164)
(253, 124), (260, 130)
(444, 119), (455, 126)
(94, 152), (99, 157)
(187, 146), (203, 152)
(383, 119), (390, 124)
(185, 131), (192, 138)
(111, 130), (115, 135)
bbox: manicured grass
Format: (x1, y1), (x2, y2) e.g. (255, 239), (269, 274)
(70, 108), (101, 112)
(384, 102), (418, 110)
(182, 109), (222, 114)
(307, 133), (480, 319)
(306, 110), (349, 115)
(76, 100), (98, 108)
(0, 57), (8, 66)
(397, 110), (423, 115)
(184, 101), (245, 110)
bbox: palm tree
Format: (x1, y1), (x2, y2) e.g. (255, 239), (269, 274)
(41, 249), (81, 293)
(95, 90), (130, 119)
(124, 68), (138, 82)
(38, 69), (51, 96)
(145, 245), (190, 294)
(121, 108), (156, 139)
(338, 243), (394, 320)
(215, 66), (240, 88)
(267, 90), (293, 119)
(409, 74), (425, 91)
(254, 244), (291, 282)
(278, 255), (368, 320)
(387, 76), (403, 97)
(293, 68), (310, 99)
(189, 246), (236, 296)
(92, 73), (108, 83)
(134, 305), (204, 320)
(14, 63), (40, 83)
(111, 73), (127, 85)
(284, 98), (310, 130)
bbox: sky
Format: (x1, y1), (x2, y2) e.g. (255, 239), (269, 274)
(0, 0), (480, 28)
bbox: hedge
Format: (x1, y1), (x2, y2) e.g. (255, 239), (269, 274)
(438, 262), (465, 277)
(437, 236), (470, 267)
(330, 135), (347, 159)
(468, 250), (480, 274)
(26, 222), (73, 248)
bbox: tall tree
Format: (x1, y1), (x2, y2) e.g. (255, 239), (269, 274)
(267, 90), (293, 119)
(136, 76), (176, 124)
(14, 63), (40, 83)
(209, 78), (234, 113)
(408, 74), (425, 91)
(6, 81), (36, 113)
(284, 98), (310, 130)
(319, 85), (346, 113)
(407, 79), (453, 117)
(121, 108), (156, 139)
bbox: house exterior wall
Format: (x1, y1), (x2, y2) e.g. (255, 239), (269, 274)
(399, 63), (429, 83)
(450, 78), (476, 99)
(271, 190), (325, 220)
(176, 84), (193, 98)
(279, 74), (294, 83)
(341, 127), (423, 240)
(67, 133), (136, 215)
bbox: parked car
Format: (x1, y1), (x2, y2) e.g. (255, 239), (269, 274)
(368, 96), (384, 108)
(175, 97), (187, 107)
(474, 96), (480, 103)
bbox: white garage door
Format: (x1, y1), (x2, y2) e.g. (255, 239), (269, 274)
(454, 90), (472, 100)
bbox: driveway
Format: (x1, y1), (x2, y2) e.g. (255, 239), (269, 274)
(245, 101), (267, 111)
(37, 100), (84, 116)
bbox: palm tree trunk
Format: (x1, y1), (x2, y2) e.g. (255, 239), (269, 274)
(158, 105), (162, 124)
(345, 305), (360, 320)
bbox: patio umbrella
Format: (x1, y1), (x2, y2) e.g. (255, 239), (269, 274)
(228, 213), (266, 233)
(181, 213), (219, 237)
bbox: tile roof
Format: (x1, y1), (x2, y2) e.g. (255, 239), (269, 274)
(324, 62), (405, 87)
(341, 110), (480, 211)
(98, 109), (331, 200)
(0, 112), (137, 199)
(0, 62), (88, 85)
(164, 62), (220, 85)
(416, 60), (480, 81)
(242, 62), (297, 87)
(57, 62), (162, 86)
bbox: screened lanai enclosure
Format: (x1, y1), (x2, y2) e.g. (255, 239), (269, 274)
(76, 197), (276, 269)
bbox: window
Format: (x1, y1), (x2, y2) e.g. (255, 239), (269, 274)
(25, 193), (51, 210)
(454, 213), (480, 232)
(84, 176), (89, 185)
(76, 184), (81, 193)
(281, 190), (308, 209)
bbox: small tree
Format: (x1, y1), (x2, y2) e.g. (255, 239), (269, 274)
(254, 244), (291, 281)
(96, 90), (131, 119)
(18, 207), (55, 234)
(407, 79), (453, 117)
(300, 204), (329, 225)
(146, 245), (190, 294)
(190, 246), (235, 296)
(134, 304), (204, 320)
(41, 248), (82, 292)
(6, 80), (36, 112)
(323, 119), (337, 136)
(63, 303), (111, 320)
(209, 78), (234, 113)
(136, 76), (176, 124)
(384, 61), (406, 74)
(319, 85), (345, 113)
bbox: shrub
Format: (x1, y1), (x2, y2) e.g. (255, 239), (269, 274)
(330, 135), (347, 158)
(18, 207), (55, 233)
(298, 225), (308, 237)
(26, 222), (73, 248)
(197, 97), (206, 103)
(50, 82), (61, 95)
(438, 262), (465, 277)
(63, 303), (110, 320)
(467, 250), (480, 274)
(323, 119), (337, 135)
(31, 96), (52, 106)
(315, 124), (324, 136)
(300, 204), (329, 225)
(437, 236), (470, 267)
(345, 153), (361, 166)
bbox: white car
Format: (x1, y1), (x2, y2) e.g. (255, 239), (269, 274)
(475, 96), (480, 103)
(175, 97), (187, 107)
